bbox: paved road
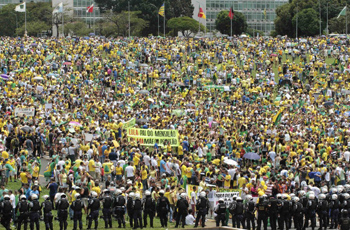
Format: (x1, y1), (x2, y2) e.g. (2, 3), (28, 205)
(39, 156), (50, 185)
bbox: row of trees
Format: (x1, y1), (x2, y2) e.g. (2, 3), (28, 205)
(274, 0), (350, 37)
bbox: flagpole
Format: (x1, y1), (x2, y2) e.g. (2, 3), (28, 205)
(346, 5), (348, 35)
(62, 11), (64, 37)
(24, 0), (26, 35)
(93, 5), (95, 34)
(128, 0), (130, 37)
(230, 15), (232, 37)
(163, 1), (165, 37)
(158, 13), (159, 36)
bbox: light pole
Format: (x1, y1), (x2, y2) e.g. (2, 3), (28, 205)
(148, 3), (159, 36)
(319, 0), (321, 36)
(326, 2), (328, 36)
(128, 0), (130, 37)
(11, 12), (18, 36)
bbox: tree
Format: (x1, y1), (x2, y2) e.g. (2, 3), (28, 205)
(292, 8), (320, 36)
(94, 0), (193, 36)
(17, 21), (50, 36)
(215, 10), (247, 36)
(103, 11), (149, 36)
(329, 11), (350, 33)
(64, 21), (93, 36)
(167, 16), (205, 37)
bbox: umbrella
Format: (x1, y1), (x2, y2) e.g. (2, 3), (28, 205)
(217, 102), (227, 106)
(1, 74), (9, 80)
(136, 118), (148, 124)
(69, 121), (82, 127)
(140, 64), (149, 67)
(324, 101), (334, 106)
(138, 90), (150, 95)
(33, 76), (44, 80)
(89, 33), (95, 36)
(157, 57), (167, 62)
(63, 62), (72, 65)
(21, 126), (34, 132)
(160, 76), (170, 80)
(243, 152), (261, 160)
(30, 43), (38, 47)
(223, 157), (238, 166)
(270, 53), (277, 57)
(341, 89), (350, 95)
(185, 103), (195, 108)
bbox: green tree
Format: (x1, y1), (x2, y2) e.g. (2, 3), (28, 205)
(64, 21), (93, 36)
(167, 16), (205, 37)
(215, 10), (247, 36)
(329, 11), (350, 33)
(103, 11), (149, 36)
(17, 21), (50, 36)
(94, 0), (193, 36)
(292, 8), (320, 36)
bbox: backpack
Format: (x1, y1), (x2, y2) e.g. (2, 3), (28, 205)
(19, 200), (28, 213)
(247, 201), (255, 212)
(218, 203), (226, 214)
(43, 200), (52, 213)
(104, 165), (110, 173)
(145, 197), (154, 211)
(31, 200), (41, 212)
(177, 198), (187, 210)
(321, 200), (328, 211)
(229, 201), (237, 212)
(133, 199), (142, 210)
(116, 195), (125, 206)
(283, 200), (290, 212)
(73, 200), (82, 211)
(59, 199), (69, 210)
(104, 197), (112, 209)
(236, 202), (244, 214)
(3, 200), (12, 213)
(159, 197), (168, 209)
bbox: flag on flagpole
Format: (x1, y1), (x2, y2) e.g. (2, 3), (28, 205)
(228, 7), (234, 19)
(15, 2), (26, 12)
(338, 6), (347, 18)
(263, 8), (266, 19)
(198, 7), (206, 19)
(158, 3), (164, 17)
(53, 2), (63, 14)
(86, 4), (94, 13)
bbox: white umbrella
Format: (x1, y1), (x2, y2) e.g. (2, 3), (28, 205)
(223, 157), (238, 166)
(33, 76), (44, 80)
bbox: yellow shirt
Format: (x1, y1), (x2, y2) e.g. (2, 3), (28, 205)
(92, 186), (101, 195)
(88, 159), (95, 172)
(141, 169), (148, 180)
(20, 172), (28, 184)
(224, 174), (231, 187)
(115, 166), (123, 175)
(32, 166), (39, 178)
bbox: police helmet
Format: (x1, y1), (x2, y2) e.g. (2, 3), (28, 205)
(343, 209), (349, 216)
(219, 198), (224, 202)
(282, 194), (288, 199)
(20, 195), (27, 200)
(115, 189), (122, 196)
(159, 190), (165, 195)
(309, 194), (315, 200)
(277, 193), (282, 199)
(75, 194), (81, 199)
(236, 197), (242, 201)
(31, 194), (38, 200)
(344, 184), (350, 191)
(293, 197), (300, 202)
(61, 194), (67, 199)
(331, 187), (337, 194)
(91, 192), (98, 198)
(318, 194), (326, 200)
(344, 193), (350, 200)
(181, 193), (187, 199)
(129, 192), (135, 198)
(299, 190), (306, 196)
(42, 195), (49, 200)
(321, 187), (328, 194)
(246, 195), (253, 201)
(145, 190), (151, 196)
(135, 193), (141, 199)
(200, 191), (206, 198)
(332, 194), (338, 200)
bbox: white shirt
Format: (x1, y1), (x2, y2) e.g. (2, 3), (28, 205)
(10, 194), (15, 208)
(344, 151), (350, 162)
(185, 214), (195, 225)
(125, 165), (134, 177)
(190, 192), (196, 205)
(143, 155), (150, 166)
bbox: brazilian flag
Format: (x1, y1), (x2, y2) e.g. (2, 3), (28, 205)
(273, 107), (285, 126)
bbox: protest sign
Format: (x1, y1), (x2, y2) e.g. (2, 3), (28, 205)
(15, 107), (35, 117)
(84, 133), (93, 142)
(45, 103), (52, 109)
(123, 118), (136, 129)
(214, 190), (241, 206)
(127, 128), (179, 146)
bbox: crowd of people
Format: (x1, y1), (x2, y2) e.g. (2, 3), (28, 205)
(0, 34), (349, 230)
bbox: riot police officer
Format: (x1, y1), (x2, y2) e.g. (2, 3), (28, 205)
(317, 194), (328, 230)
(102, 189), (113, 228)
(280, 194), (291, 230)
(56, 193), (69, 230)
(194, 191), (209, 228)
(292, 197), (303, 230)
(245, 195), (255, 230)
(29, 194), (41, 230)
(157, 190), (171, 228)
(269, 195), (279, 230)
(71, 194), (83, 230)
(233, 197), (245, 229)
(114, 189), (126, 228)
(1, 194), (13, 230)
(87, 191), (100, 230)
(16, 195), (29, 230)
(174, 193), (188, 228)
(214, 198), (226, 227)
(330, 193), (340, 229)
(133, 193), (143, 229)
(304, 193), (317, 230)
(340, 209), (350, 230)
(229, 195), (238, 227)
(127, 192), (135, 228)
(143, 190), (155, 228)
(257, 194), (268, 230)
(41, 195), (54, 230)
(343, 193), (350, 218)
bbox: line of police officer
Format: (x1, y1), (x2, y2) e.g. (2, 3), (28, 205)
(214, 185), (350, 230)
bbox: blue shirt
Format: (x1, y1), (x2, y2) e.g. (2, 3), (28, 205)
(48, 182), (58, 197)
(160, 160), (166, 173)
